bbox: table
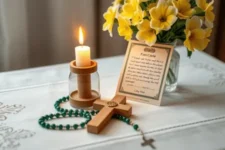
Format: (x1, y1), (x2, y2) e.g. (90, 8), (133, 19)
(1, 46), (225, 150)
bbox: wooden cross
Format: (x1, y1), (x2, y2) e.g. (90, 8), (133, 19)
(87, 95), (132, 134)
(141, 136), (156, 149)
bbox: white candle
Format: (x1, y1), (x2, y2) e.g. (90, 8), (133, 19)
(75, 27), (91, 67)
(75, 46), (91, 67)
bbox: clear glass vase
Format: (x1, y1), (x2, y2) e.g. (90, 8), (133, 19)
(165, 46), (180, 92)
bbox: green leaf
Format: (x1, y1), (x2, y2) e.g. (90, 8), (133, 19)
(190, 0), (197, 8)
(143, 16), (150, 20)
(130, 25), (139, 35)
(120, 0), (125, 5)
(140, 2), (148, 10)
(187, 49), (193, 58)
(139, 0), (157, 11)
(114, 18), (118, 24)
(194, 7), (205, 16)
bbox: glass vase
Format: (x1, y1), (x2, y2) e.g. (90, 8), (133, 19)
(165, 45), (180, 92)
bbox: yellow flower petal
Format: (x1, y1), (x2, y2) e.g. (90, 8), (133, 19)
(132, 10), (144, 25)
(205, 9), (215, 28)
(192, 39), (210, 51)
(136, 19), (157, 46)
(158, 3), (168, 16)
(103, 6), (117, 37)
(205, 28), (212, 38)
(149, 7), (161, 20)
(166, 15), (177, 27)
(165, 5), (177, 16)
(150, 19), (164, 30)
(117, 16), (133, 41)
(186, 16), (202, 30)
(184, 30), (194, 51)
(121, 3), (136, 19)
(191, 28), (206, 39)
(137, 20), (149, 30)
(196, 0), (208, 10)
(172, 0), (194, 19)
(136, 30), (156, 46)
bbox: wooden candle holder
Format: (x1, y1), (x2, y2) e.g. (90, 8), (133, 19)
(69, 60), (100, 108)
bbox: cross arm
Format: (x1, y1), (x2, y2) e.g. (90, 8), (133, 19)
(115, 104), (132, 117)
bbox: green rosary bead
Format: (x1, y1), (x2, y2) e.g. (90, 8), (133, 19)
(125, 118), (130, 124)
(90, 110), (95, 115)
(133, 124), (139, 130)
(51, 124), (56, 129)
(66, 125), (70, 130)
(74, 113), (78, 117)
(46, 124), (50, 129)
(62, 113), (67, 117)
(56, 113), (60, 118)
(40, 122), (45, 127)
(73, 124), (78, 130)
(74, 110), (79, 114)
(80, 122), (86, 128)
(49, 114), (54, 119)
(63, 110), (68, 113)
(62, 97), (66, 101)
(59, 125), (63, 130)
(42, 123), (46, 128)
(68, 113), (73, 117)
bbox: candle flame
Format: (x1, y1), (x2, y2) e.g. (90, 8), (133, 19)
(79, 26), (84, 45)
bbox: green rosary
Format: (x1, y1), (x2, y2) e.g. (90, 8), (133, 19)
(38, 96), (139, 131)
(38, 96), (156, 149)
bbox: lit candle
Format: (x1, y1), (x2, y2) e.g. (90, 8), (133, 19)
(75, 27), (91, 67)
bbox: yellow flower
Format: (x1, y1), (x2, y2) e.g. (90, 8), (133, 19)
(131, 9), (145, 25)
(103, 6), (117, 37)
(136, 20), (157, 46)
(184, 16), (211, 51)
(117, 16), (133, 41)
(196, 0), (215, 28)
(121, 0), (145, 25)
(150, 2), (178, 31)
(172, 0), (194, 19)
(121, 0), (140, 19)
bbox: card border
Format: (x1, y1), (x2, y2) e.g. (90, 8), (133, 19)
(116, 40), (174, 106)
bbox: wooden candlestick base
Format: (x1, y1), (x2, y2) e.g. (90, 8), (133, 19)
(69, 90), (100, 108)
(69, 60), (100, 108)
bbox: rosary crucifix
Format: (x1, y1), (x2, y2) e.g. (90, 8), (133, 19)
(141, 135), (156, 149)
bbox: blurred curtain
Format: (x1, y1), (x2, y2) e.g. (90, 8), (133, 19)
(0, 0), (97, 71)
(0, 0), (29, 71)
(202, 0), (225, 62)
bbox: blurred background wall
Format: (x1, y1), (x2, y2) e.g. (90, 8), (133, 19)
(0, 0), (224, 72)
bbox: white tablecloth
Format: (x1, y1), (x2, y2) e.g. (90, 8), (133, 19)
(0, 46), (225, 150)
